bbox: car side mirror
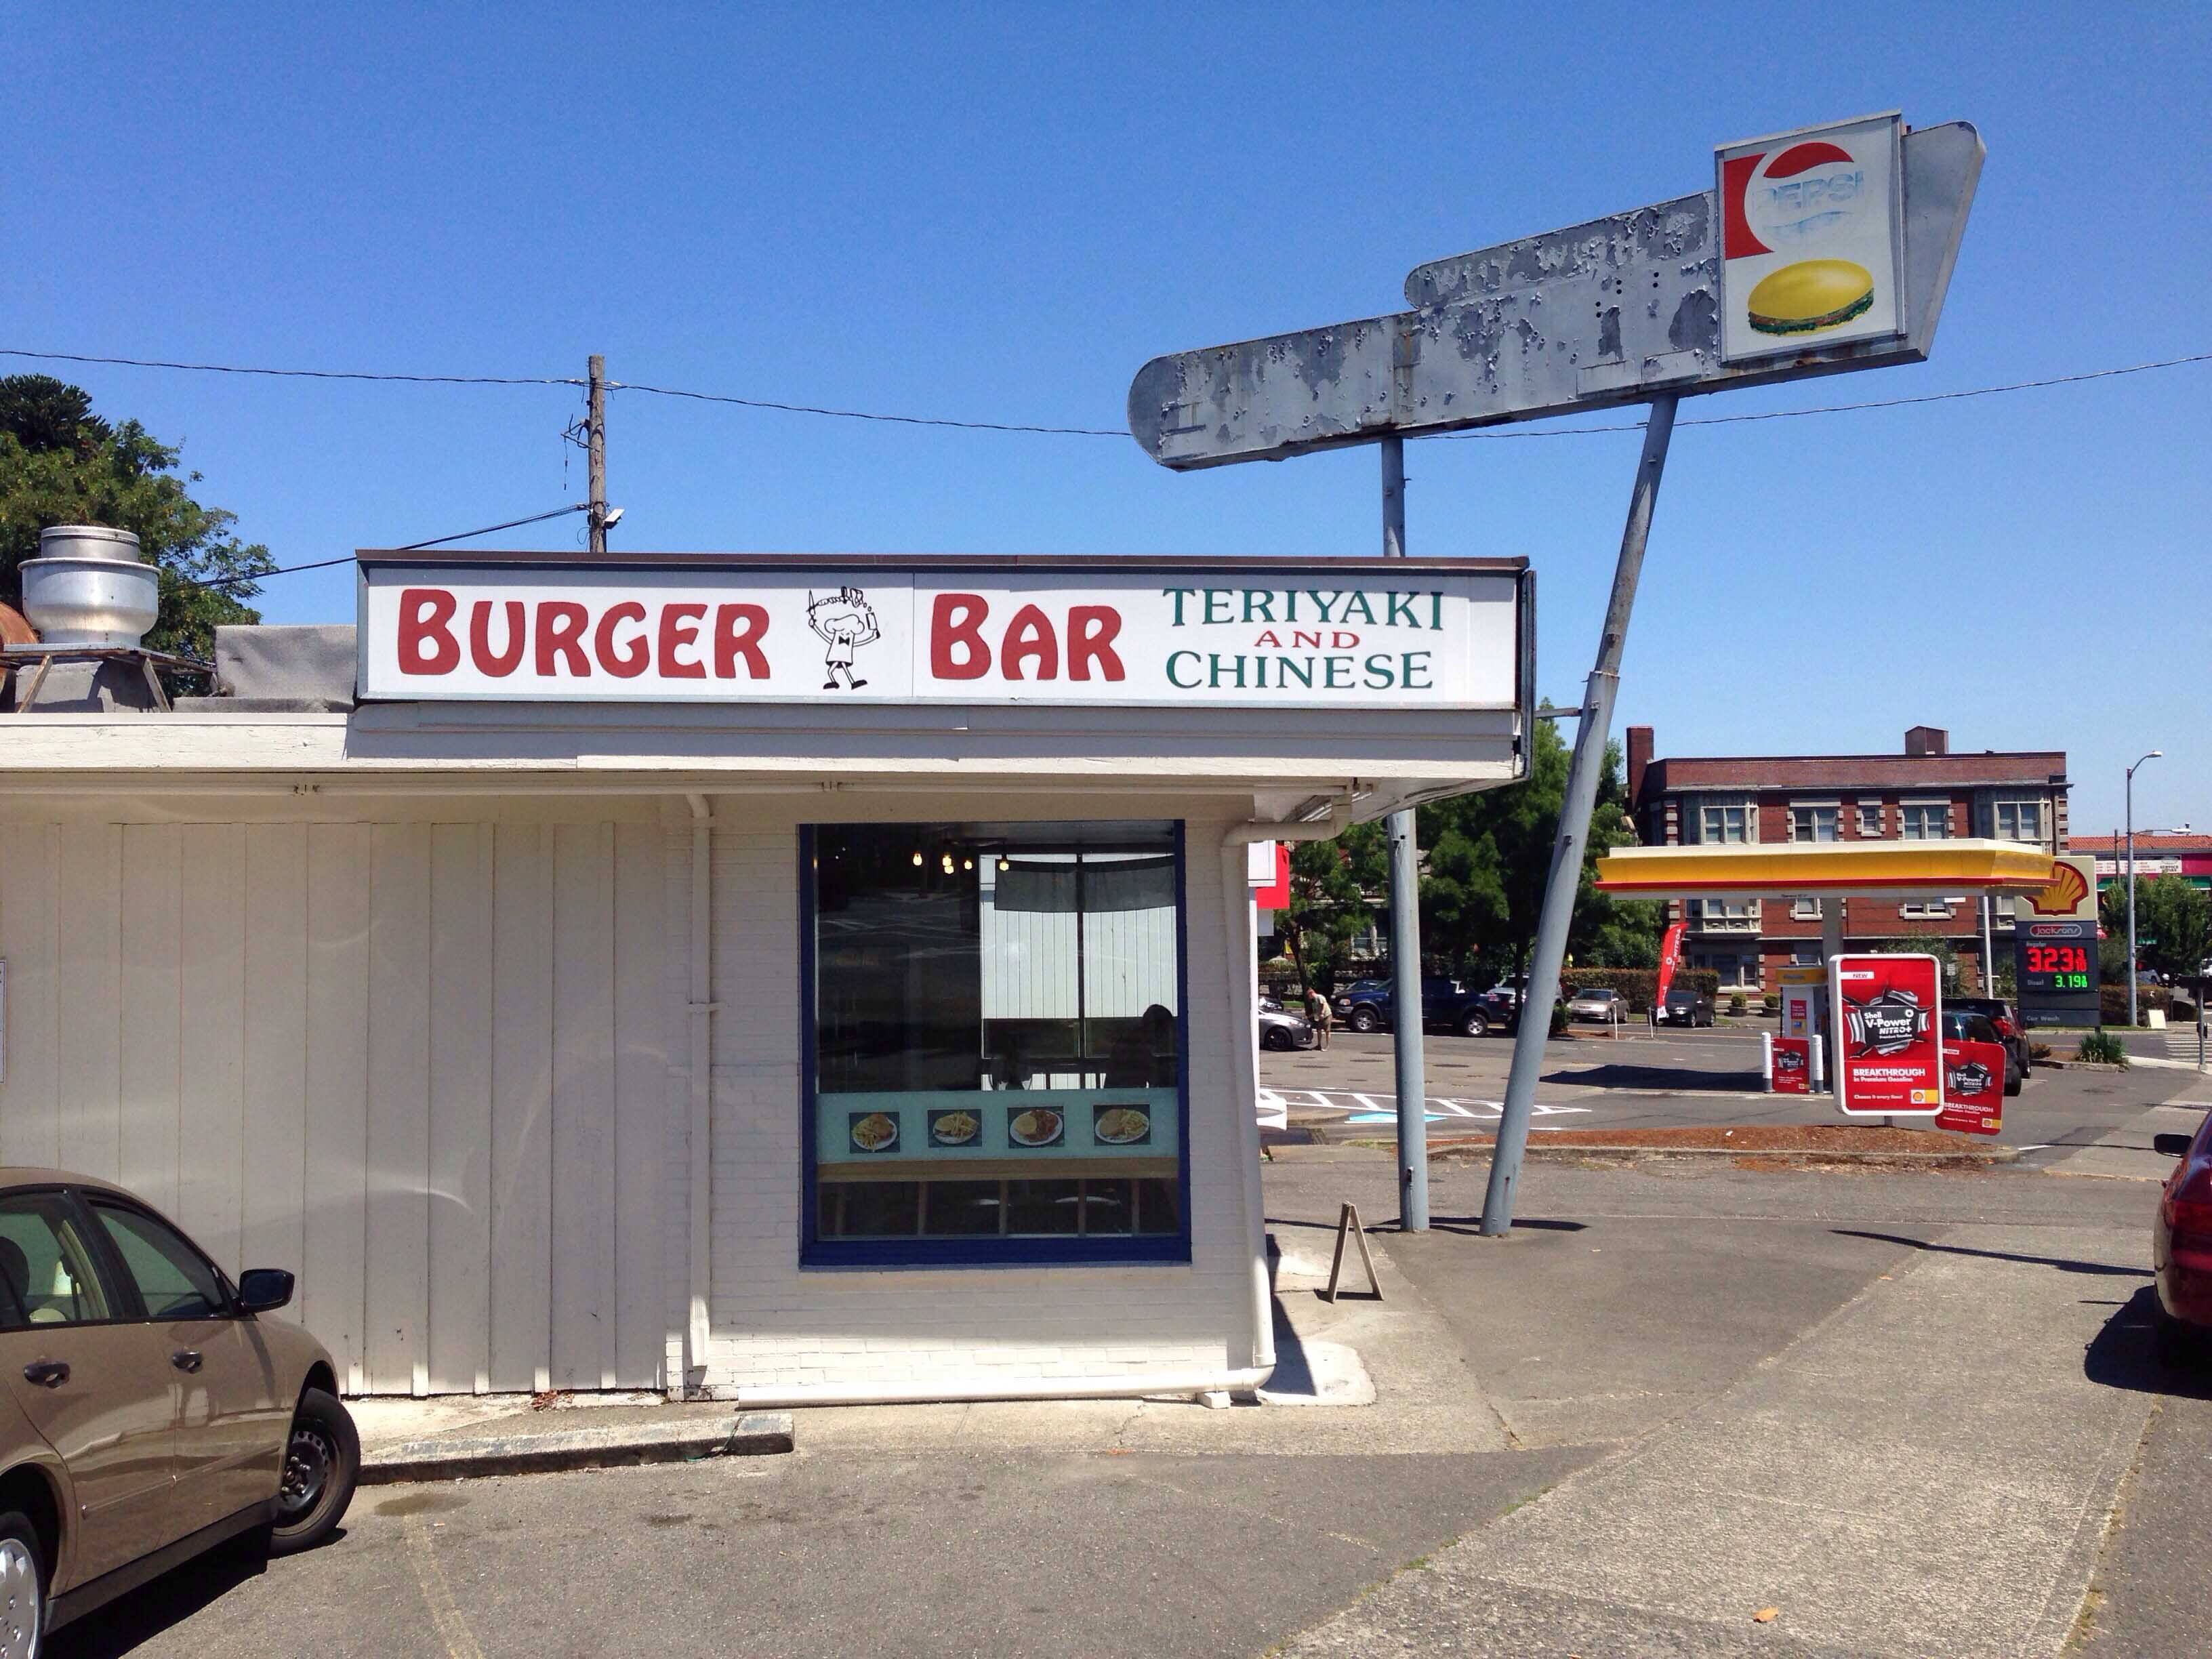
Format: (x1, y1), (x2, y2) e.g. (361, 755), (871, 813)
(2152, 1134), (2194, 1158)
(237, 1268), (295, 1314)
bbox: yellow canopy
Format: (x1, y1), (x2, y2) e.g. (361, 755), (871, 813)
(1594, 839), (2088, 914)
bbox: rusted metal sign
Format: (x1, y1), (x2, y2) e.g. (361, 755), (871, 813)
(1127, 119), (1980, 469)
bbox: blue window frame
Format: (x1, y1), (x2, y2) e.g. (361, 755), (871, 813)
(800, 821), (1191, 1267)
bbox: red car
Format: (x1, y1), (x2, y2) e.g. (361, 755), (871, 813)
(2153, 1113), (2212, 1364)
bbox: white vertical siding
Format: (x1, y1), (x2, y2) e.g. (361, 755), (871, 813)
(304, 824), (373, 1391)
(428, 824), (495, 1393)
(489, 823), (555, 1393)
(241, 825), (309, 1326)
(56, 825), (121, 1182)
(550, 823), (618, 1390)
(177, 826), (245, 1268)
(0, 806), (673, 1397)
(118, 826), (182, 1211)
(0, 827), (62, 1170)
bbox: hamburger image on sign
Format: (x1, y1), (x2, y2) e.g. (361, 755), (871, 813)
(1717, 114), (1904, 363)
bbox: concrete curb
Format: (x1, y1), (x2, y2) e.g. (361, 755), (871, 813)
(1416, 1142), (2018, 1166)
(361, 1410), (794, 1486)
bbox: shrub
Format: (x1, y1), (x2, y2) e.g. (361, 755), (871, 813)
(1728, 993), (1747, 1017)
(2171, 996), (2199, 1023)
(2098, 985), (2170, 1027)
(2076, 1030), (2128, 1066)
(1549, 1000), (1570, 1037)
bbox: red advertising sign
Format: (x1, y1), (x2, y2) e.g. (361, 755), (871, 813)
(1832, 954), (1943, 1116)
(1935, 1036), (2006, 1136)
(1654, 921), (1686, 1006)
(1770, 1036), (1813, 1094)
(1253, 843), (1291, 909)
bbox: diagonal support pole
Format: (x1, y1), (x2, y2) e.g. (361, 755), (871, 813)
(1481, 394), (1679, 1236)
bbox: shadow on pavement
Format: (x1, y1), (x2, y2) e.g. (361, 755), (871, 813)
(1831, 1229), (2152, 1278)
(1263, 1301), (1324, 1396)
(50, 1532), (321, 1658)
(1542, 1064), (1762, 1092)
(2084, 1286), (2212, 1401)
(1424, 1215), (1589, 1237)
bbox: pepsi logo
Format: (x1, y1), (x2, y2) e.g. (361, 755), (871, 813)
(1745, 140), (1867, 251)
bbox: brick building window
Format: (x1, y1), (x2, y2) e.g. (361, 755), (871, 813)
(1700, 803), (1753, 844)
(802, 820), (1189, 1267)
(1791, 897), (1820, 919)
(1901, 899), (1954, 918)
(1992, 800), (2044, 844)
(1790, 805), (1839, 842)
(1900, 802), (1950, 840)
(1689, 899), (1759, 930)
(1856, 802), (1883, 838)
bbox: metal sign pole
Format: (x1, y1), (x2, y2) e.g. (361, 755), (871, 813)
(1481, 396), (1679, 1237)
(1381, 434), (1429, 1231)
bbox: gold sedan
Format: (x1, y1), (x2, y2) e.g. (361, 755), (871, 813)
(0, 1170), (357, 1654)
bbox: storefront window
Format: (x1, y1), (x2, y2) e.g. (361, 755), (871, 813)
(802, 821), (1188, 1265)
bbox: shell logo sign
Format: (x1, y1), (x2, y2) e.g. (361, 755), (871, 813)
(2025, 856), (2095, 918)
(1716, 115), (1904, 365)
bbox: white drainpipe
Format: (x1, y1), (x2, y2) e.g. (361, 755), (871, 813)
(683, 793), (717, 1395)
(1218, 794), (1355, 1380)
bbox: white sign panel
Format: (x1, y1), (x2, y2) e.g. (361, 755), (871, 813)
(1716, 112), (1905, 364)
(358, 562), (1523, 709)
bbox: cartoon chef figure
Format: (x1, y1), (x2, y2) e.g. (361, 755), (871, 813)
(806, 586), (879, 691)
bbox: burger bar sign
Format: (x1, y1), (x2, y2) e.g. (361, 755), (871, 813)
(356, 556), (1526, 710)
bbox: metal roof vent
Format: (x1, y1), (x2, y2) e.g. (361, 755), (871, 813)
(20, 525), (160, 648)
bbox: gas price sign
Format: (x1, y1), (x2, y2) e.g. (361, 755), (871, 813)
(2016, 919), (2100, 1029)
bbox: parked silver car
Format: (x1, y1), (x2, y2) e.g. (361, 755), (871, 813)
(1258, 999), (1316, 1051)
(1567, 987), (1627, 1023)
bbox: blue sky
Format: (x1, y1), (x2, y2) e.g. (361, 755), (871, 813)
(10, 3), (2207, 833)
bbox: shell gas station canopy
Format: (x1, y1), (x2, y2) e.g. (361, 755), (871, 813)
(1593, 840), (2091, 913)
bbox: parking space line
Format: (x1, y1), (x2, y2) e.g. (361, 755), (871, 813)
(403, 1513), (487, 1659)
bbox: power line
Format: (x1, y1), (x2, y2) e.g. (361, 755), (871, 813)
(605, 377), (1123, 437)
(400, 503), (588, 550)
(0, 348), (581, 390)
(5, 342), (2207, 445)
(1442, 350), (2212, 439)
(185, 504), (590, 590)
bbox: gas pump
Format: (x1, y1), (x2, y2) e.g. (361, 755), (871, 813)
(1769, 964), (1828, 1093)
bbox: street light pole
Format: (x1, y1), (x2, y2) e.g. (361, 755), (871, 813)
(2127, 750), (2162, 1027)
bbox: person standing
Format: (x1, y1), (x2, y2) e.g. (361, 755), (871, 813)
(1306, 985), (1333, 1050)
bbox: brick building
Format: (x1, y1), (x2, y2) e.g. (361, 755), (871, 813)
(1626, 724), (2069, 995)
(2070, 832), (2212, 897)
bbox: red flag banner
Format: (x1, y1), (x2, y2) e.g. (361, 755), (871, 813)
(1654, 921), (1687, 1006)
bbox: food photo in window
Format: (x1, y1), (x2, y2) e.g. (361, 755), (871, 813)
(802, 821), (1189, 1265)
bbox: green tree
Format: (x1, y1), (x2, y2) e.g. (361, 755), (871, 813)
(1279, 821), (1387, 996)
(2130, 874), (2212, 981)
(0, 375), (273, 675)
(1413, 719), (1664, 982)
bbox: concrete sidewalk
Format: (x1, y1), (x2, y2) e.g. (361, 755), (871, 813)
(1274, 1108), (2196, 1658)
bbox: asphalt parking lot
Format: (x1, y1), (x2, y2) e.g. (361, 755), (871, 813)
(1261, 1025), (2183, 1159)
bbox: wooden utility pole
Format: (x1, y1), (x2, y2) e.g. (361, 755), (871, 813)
(587, 354), (608, 554)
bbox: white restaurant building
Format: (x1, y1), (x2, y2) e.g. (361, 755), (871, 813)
(0, 547), (1530, 1404)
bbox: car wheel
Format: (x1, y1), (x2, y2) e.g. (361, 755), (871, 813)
(1349, 1008), (1380, 1034)
(1460, 1010), (1489, 1039)
(2003, 1067), (2022, 1097)
(1261, 1027), (1292, 1051)
(269, 1388), (359, 1557)
(0, 1511), (44, 1659)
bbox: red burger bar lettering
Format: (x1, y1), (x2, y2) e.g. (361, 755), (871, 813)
(398, 586), (772, 680)
(928, 594), (1126, 682)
